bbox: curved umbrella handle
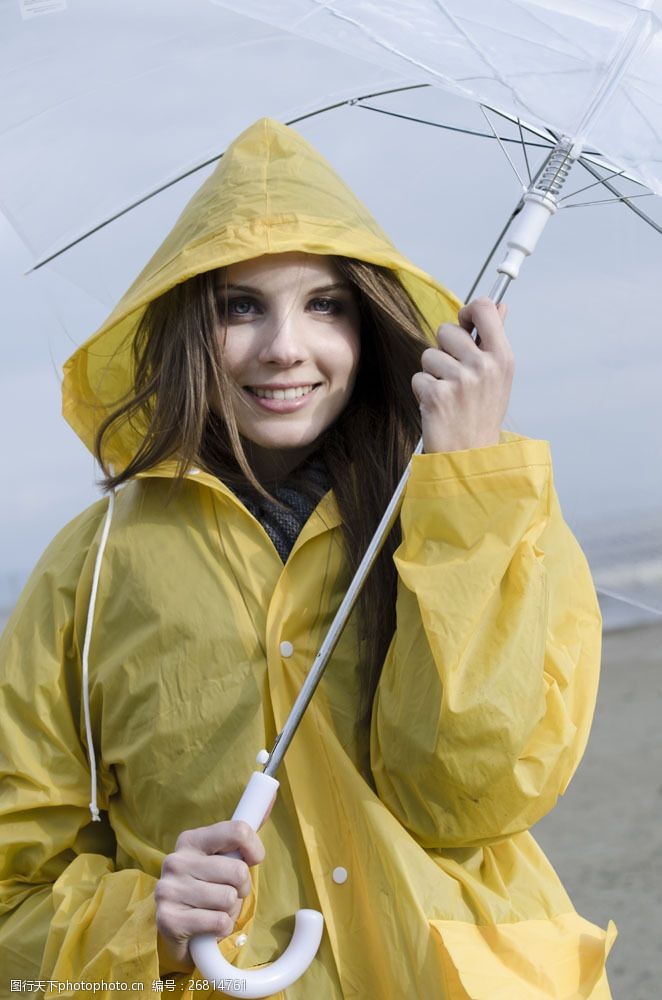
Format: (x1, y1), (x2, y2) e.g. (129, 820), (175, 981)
(189, 771), (324, 998)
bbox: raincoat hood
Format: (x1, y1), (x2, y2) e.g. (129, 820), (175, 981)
(61, 116), (460, 473)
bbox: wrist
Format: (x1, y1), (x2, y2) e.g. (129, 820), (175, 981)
(423, 434), (501, 453)
(157, 930), (195, 976)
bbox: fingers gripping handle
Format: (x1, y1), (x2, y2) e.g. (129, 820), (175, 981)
(189, 772), (324, 998)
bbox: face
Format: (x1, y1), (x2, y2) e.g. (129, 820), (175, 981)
(216, 252), (361, 480)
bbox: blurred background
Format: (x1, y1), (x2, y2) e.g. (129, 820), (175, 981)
(1, 2), (661, 996)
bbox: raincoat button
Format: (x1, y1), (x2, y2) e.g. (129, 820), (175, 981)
(236, 934), (248, 947)
(332, 867), (348, 884)
(279, 640), (294, 658)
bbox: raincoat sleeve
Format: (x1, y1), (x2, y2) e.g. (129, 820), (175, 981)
(0, 502), (161, 990)
(370, 432), (602, 849)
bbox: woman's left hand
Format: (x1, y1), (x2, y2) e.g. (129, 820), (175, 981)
(411, 297), (514, 453)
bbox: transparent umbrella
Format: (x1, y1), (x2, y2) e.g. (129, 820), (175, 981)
(2, 1), (660, 591)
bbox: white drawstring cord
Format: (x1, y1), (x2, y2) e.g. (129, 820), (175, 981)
(82, 488), (116, 822)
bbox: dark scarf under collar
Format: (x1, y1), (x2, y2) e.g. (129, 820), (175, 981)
(230, 453), (331, 563)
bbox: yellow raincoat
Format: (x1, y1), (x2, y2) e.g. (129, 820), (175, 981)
(0, 118), (615, 998)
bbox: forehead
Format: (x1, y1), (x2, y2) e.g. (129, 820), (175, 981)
(226, 252), (342, 289)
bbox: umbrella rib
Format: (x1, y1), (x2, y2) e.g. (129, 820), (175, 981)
(483, 105), (606, 157)
(464, 143), (556, 301)
(544, 126), (662, 235)
(286, 83), (430, 125)
(29, 153), (225, 271)
(355, 102), (553, 148)
(480, 105), (526, 188)
(30, 83), (662, 272)
(27, 84), (426, 271)
(576, 158), (662, 234)
(30, 84), (559, 271)
(557, 166), (627, 202)
(560, 192), (654, 209)
(517, 118), (532, 184)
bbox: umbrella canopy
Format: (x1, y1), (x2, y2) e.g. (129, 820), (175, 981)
(0, 0), (405, 265)
(213, 0), (662, 194)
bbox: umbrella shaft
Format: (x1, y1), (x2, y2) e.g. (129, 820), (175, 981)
(488, 272), (511, 305)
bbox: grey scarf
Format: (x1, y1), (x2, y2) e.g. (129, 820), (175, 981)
(231, 454), (332, 563)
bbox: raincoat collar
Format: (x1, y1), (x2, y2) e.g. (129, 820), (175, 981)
(135, 463), (343, 553)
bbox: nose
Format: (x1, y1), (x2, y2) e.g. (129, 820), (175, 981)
(257, 311), (307, 367)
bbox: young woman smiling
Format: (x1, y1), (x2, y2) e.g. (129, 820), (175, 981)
(0, 118), (614, 998)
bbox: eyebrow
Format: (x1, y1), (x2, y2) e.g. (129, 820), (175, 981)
(225, 281), (352, 294)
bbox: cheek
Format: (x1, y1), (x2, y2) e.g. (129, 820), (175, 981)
(329, 324), (361, 382)
(219, 330), (251, 380)
(344, 331), (362, 387)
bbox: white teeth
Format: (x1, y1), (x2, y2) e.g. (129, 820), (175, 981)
(250, 385), (316, 400)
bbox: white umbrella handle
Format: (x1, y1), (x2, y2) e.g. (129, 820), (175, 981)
(189, 771), (324, 998)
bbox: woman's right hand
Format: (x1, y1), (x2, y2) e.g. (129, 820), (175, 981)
(155, 820), (266, 974)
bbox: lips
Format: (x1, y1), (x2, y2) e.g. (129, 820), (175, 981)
(241, 382), (321, 413)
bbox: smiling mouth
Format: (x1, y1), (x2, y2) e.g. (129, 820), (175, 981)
(245, 384), (320, 400)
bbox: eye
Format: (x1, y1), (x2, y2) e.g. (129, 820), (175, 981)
(222, 296), (260, 319)
(309, 297), (342, 315)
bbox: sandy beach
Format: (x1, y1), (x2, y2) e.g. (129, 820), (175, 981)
(534, 622), (662, 1000)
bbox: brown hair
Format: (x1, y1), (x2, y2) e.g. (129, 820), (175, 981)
(95, 257), (433, 732)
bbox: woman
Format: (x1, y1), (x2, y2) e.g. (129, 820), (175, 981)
(0, 118), (614, 998)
